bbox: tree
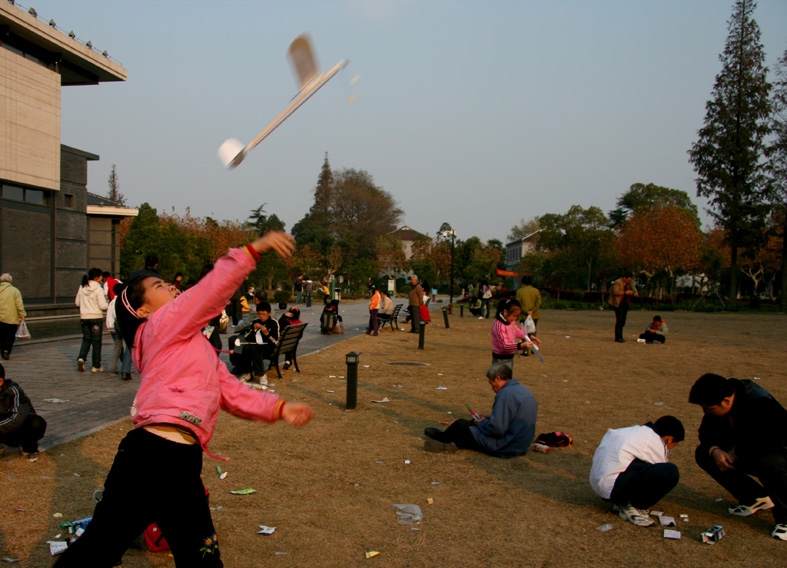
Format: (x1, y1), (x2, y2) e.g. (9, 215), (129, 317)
(309, 152), (333, 225)
(374, 234), (407, 278)
(616, 205), (703, 299)
(609, 183), (699, 228)
(688, 0), (772, 299)
(769, 46), (787, 310)
(538, 205), (617, 291)
(107, 164), (126, 206)
(248, 203), (286, 236)
(507, 217), (540, 242)
(330, 168), (404, 257)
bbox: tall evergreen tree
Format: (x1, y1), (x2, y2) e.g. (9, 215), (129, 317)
(769, 46), (787, 310)
(309, 152), (333, 225)
(107, 164), (126, 206)
(688, 0), (772, 299)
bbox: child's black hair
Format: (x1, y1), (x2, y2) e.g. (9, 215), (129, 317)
(256, 301), (272, 313)
(653, 415), (685, 442)
(115, 274), (153, 349)
(495, 297), (521, 318)
(81, 267), (103, 288)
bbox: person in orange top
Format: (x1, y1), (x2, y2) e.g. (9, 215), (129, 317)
(366, 284), (381, 336)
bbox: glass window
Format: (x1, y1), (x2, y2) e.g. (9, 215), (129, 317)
(25, 189), (49, 206)
(2, 184), (24, 201)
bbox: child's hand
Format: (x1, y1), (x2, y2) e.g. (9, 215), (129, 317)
(530, 336), (542, 349)
(282, 402), (314, 427)
(251, 232), (295, 258)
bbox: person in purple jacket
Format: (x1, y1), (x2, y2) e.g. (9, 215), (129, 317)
(55, 232), (314, 567)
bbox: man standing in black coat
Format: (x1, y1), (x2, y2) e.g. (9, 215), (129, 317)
(689, 373), (787, 541)
(0, 364), (47, 462)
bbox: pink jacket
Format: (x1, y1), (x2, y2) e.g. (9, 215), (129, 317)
(131, 247), (283, 453)
(491, 315), (528, 356)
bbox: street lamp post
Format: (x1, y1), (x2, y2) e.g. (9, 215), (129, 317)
(439, 223), (456, 307)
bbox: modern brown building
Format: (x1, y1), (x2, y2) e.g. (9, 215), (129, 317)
(0, 3), (134, 315)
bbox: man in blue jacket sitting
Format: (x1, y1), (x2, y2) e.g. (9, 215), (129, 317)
(423, 363), (537, 458)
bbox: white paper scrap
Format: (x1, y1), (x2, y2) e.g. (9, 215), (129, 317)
(48, 541), (68, 556)
(436, 386), (447, 390)
(659, 516), (676, 527)
(257, 525), (277, 535)
(663, 529), (682, 539)
(372, 397), (390, 403)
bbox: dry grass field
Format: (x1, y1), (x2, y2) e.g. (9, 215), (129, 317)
(1, 309), (786, 567)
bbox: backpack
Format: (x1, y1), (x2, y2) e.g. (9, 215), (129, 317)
(535, 432), (573, 447)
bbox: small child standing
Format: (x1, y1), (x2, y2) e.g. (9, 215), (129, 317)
(491, 298), (540, 371)
(639, 315), (668, 344)
(54, 232), (313, 568)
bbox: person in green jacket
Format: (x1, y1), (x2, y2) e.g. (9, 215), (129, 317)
(0, 273), (26, 361)
(515, 275), (541, 355)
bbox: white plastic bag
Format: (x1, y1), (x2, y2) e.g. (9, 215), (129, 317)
(524, 314), (536, 334)
(392, 504), (423, 525)
(16, 321), (31, 339)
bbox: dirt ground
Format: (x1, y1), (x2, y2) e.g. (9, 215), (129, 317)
(1, 308), (786, 567)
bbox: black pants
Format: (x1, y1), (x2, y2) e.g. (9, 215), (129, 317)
(0, 414), (46, 453)
(54, 428), (221, 567)
(609, 458), (679, 510)
(614, 304), (629, 341)
(695, 445), (787, 524)
(249, 344), (274, 376)
(367, 309), (378, 335)
(78, 319), (103, 368)
(437, 419), (484, 452)
(639, 331), (665, 344)
(408, 306), (420, 333)
(0, 321), (18, 356)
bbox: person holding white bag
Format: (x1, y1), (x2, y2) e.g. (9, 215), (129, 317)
(516, 275), (542, 356)
(0, 273), (27, 361)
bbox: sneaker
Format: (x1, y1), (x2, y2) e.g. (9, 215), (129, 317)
(77, 359), (85, 372)
(613, 503), (655, 527)
(92, 366), (104, 373)
(121, 373), (132, 381)
(255, 374), (268, 386)
(424, 439), (458, 453)
(239, 373), (252, 383)
(1, 351), (8, 360)
(729, 496), (774, 517)
(772, 524), (787, 541)
(24, 452), (39, 463)
(478, 316), (484, 320)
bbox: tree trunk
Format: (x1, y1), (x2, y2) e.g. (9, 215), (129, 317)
(781, 206), (787, 312)
(729, 245), (739, 300)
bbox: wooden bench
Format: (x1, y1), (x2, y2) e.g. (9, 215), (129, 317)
(265, 322), (308, 379)
(378, 304), (403, 332)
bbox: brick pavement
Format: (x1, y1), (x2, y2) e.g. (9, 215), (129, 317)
(0, 296), (445, 456)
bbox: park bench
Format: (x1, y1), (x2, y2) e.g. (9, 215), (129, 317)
(378, 304), (403, 332)
(265, 322), (308, 379)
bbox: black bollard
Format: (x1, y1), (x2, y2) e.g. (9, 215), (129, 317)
(460, 303), (464, 317)
(418, 320), (426, 350)
(442, 306), (450, 329)
(345, 351), (360, 410)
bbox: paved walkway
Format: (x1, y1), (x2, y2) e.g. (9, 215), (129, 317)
(1, 297), (448, 455)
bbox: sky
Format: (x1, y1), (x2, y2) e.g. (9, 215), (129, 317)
(18, 0), (787, 243)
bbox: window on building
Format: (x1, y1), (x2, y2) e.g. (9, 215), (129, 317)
(25, 189), (49, 206)
(2, 184), (24, 202)
(64, 194), (75, 208)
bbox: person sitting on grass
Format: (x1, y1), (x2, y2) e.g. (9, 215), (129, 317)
(467, 296), (484, 318)
(689, 373), (787, 541)
(423, 363), (537, 458)
(0, 364), (47, 463)
(589, 416), (684, 527)
(639, 315), (668, 344)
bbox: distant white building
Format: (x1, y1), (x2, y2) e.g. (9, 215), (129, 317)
(505, 229), (542, 273)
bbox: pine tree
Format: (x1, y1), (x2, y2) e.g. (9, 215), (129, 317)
(107, 164), (126, 206)
(309, 152), (333, 225)
(769, 47), (787, 310)
(688, 0), (772, 300)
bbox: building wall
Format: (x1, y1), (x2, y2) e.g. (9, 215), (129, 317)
(0, 47), (61, 191)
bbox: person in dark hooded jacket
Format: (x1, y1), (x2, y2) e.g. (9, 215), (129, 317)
(0, 364), (46, 462)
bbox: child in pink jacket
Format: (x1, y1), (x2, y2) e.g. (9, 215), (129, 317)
(491, 298), (540, 372)
(55, 233), (313, 568)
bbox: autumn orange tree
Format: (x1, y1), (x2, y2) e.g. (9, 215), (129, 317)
(374, 234), (407, 278)
(616, 204), (702, 299)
